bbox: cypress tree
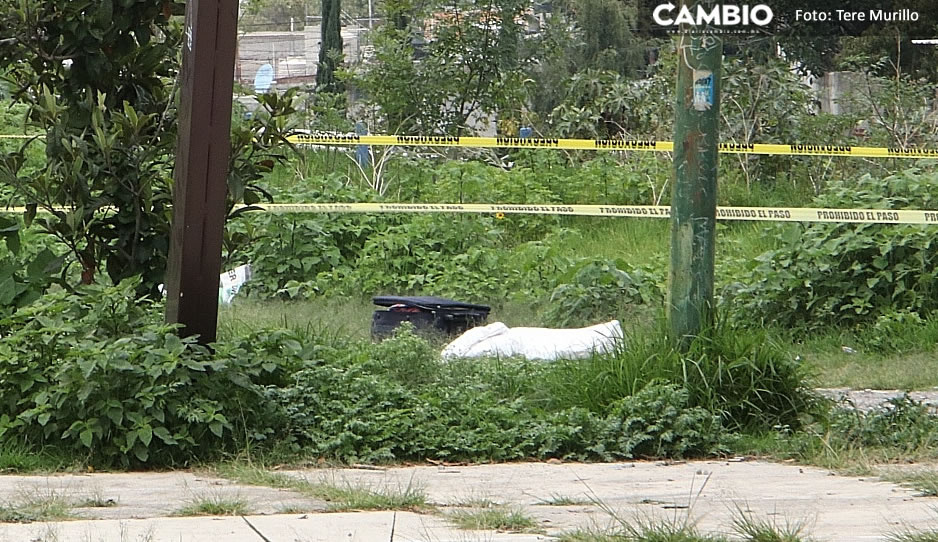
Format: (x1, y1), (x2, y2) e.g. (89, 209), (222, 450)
(317, 0), (344, 92)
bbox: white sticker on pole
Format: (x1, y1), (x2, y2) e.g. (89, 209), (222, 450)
(693, 69), (714, 111)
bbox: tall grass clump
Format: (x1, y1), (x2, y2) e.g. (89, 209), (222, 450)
(681, 319), (817, 431)
(541, 316), (818, 432)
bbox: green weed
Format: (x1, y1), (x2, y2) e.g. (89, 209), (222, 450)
(0, 489), (74, 523)
(544, 258), (662, 327)
(880, 470), (938, 497)
(736, 169), (938, 330)
(555, 218), (669, 265)
(211, 461), (428, 512)
(732, 506), (813, 542)
(537, 493), (591, 506)
(218, 297), (375, 341)
(323, 482), (427, 512)
(559, 521), (726, 542)
(731, 395), (938, 472)
(541, 317), (817, 433)
(447, 505), (540, 532)
(889, 529), (938, 542)
(0, 442), (69, 473)
(0, 280), (302, 468)
(212, 461), (301, 490)
(174, 496), (251, 517)
(558, 505), (813, 542)
(77, 488), (118, 508)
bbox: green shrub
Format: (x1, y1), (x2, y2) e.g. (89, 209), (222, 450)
(0, 279), (301, 467)
(607, 382), (725, 459)
(735, 168), (938, 329)
(368, 323), (443, 387)
(273, 328), (726, 463)
(275, 358), (420, 463)
(340, 214), (525, 300)
(0, 219), (64, 316)
(545, 258), (662, 327)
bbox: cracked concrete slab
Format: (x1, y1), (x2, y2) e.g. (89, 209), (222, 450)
(0, 460), (935, 541)
(0, 472), (326, 519)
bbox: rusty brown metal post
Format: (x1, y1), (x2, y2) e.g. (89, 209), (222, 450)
(164, 0), (239, 344)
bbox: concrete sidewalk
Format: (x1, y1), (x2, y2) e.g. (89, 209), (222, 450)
(0, 460), (936, 541)
(0, 512), (550, 542)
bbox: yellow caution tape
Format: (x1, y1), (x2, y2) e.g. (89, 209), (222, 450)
(246, 203), (938, 225)
(288, 134), (938, 159)
(4, 132), (937, 158)
(5, 202), (938, 224)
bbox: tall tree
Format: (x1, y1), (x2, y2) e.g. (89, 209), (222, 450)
(0, 0), (297, 297)
(353, 0), (529, 135)
(0, 0), (184, 291)
(317, 0), (345, 92)
(576, 0), (645, 75)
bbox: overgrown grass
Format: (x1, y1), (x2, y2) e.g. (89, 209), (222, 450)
(211, 461), (429, 512)
(880, 470), (938, 497)
(789, 325), (938, 389)
(558, 508), (814, 542)
(0, 443), (72, 473)
(218, 296), (376, 341)
(732, 506), (813, 542)
(732, 395), (938, 473)
(537, 493), (591, 506)
(889, 531), (938, 542)
(323, 481), (428, 512)
(540, 317), (818, 432)
(0, 489), (74, 523)
(76, 488), (118, 508)
(556, 218), (669, 265)
(174, 496), (251, 516)
(447, 504), (540, 532)
(559, 521), (725, 542)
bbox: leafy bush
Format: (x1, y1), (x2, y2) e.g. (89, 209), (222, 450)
(226, 176), (391, 297)
(0, 217), (64, 315)
(273, 327), (727, 463)
(337, 214), (524, 300)
(274, 355), (420, 462)
(735, 168), (938, 329)
(545, 258), (662, 327)
(607, 383), (725, 459)
(0, 279), (301, 467)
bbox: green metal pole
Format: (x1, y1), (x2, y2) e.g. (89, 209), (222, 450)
(669, 23), (722, 348)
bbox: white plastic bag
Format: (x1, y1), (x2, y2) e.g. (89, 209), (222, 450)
(441, 320), (622, 361)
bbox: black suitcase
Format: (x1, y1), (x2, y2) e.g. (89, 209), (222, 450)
(371, 295), (491, 340)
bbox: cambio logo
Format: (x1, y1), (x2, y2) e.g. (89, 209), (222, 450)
(653, 3), (774, 27)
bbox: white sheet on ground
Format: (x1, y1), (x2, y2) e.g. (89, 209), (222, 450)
(441, 320), (622, 361)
